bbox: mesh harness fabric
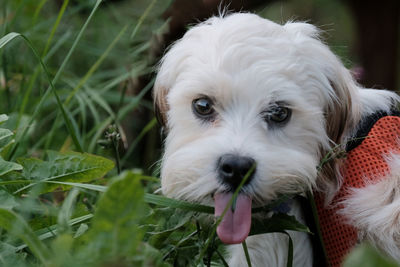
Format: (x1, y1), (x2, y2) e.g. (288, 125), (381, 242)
(314, 115), (400, 266)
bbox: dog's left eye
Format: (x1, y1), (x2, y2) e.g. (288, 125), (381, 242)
(262, 105), (291, 125)
(192, 97), (215, 119)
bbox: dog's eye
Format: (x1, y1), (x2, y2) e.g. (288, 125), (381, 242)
(192, 97), (215, 119)
(263, 105), (291, 124)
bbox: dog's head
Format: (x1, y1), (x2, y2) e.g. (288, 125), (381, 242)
(153, 13), (375, 244)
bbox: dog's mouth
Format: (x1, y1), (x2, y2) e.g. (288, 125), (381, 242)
(214, 192), (252, 244)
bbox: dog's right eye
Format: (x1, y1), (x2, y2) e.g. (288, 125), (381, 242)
(192, 97), (215, 119)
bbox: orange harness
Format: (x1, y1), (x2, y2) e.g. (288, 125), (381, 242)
(314, 115), (400, 266)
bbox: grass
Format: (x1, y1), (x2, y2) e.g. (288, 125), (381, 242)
(0, 0), (397, 266)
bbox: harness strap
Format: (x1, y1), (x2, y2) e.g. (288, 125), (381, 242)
(313, 114), (400, 266)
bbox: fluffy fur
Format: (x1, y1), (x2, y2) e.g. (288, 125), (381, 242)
(339, 153), (400, 261)
(153, 12), (400, 266)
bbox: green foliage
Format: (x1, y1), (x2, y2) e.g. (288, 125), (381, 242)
(81, 172), (148, 263)
(343, 243), (400, 267)
(14, 150), (114, 194)
(0, 115), (23, 176)
(1, 0), (394, 266)
(0, 208), (52, 265)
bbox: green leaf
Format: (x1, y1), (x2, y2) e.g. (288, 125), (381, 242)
(0, 32), (20, 49)
(0, 208), (52, 265)
(0, 190), (19, 210)
(0, 242), (29, 267)
(0, 157), (23, 177)
(57, 188), (80, 234)
(343, 243), (399, 267)
(14, 151), (114, 194)
(81, 171), (148, 262)
(73, 223), (89, 238)
(0, 128), (13, 144)
(0, 114), (8, 124)
(0, 139), (15, 158)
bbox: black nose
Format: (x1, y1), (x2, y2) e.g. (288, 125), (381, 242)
(217, 154), (256, 189)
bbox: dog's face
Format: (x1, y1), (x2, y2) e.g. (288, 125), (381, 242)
(154, 13), (359, 244)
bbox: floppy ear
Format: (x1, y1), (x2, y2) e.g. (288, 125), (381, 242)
(318, 68), (360, 200)
(318, 68), (400, 201)
(325, 77), (356, 146)
(153, 84), (169, 129)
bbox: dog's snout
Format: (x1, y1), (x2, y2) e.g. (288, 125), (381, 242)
(217, 154), (256, 189)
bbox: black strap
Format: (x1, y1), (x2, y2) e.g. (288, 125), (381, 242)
(346, 110), (400, 152)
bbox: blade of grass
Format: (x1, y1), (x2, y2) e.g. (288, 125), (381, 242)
(99, 65), (145, 94)
(121, 117), (157, 164)
(57, 187), (80, 233)
(242, 241), (252, 267)
(116, 77), (154, 121)
(306, 191), (328, 265)
(17, 30), (71, 127)
(75, 92), (87, 137)
(64, 24), (128, 105)
(31, 181), (216, 215)
(284, 231), (294, 267)
(41, 0), (69, 56)
(16, 213), (94, 251)
(0, 180), (31, 186)
(32, 0), (49, 25)
(144, 193), (214, 214)
(0, 32), (83, 152)
(87, 116), (113, 153)
(215, 249), (229, 267)
(6, 0), (103, 160)
(18, 0), (70, 127)
(81, 90), (100, 124)
(85, 86), (115, 116)
(43, 30), (72, 62)
(130, 0), (158, 39)
(43, 180), (107, 192)
(43, 24), (127, 150)
(0, 32), (20, 47)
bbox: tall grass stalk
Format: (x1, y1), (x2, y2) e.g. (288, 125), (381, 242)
(41, 0), (69, 57)
(0, 32), (84, 153)
(64, 24), (128, 105)
(242, 241), (252, 267)
(6, 0), (103, 160)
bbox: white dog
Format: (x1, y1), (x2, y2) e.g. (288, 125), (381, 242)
(153, 12), (400, 266)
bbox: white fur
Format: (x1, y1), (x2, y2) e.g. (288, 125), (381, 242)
(339, 153), (400, 261)
(154, 12), (400, 266)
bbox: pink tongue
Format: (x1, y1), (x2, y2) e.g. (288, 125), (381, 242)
(214, 193), (252, 244)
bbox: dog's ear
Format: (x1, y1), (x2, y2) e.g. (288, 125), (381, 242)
(325, 78), (355, 145)
(319, 69), (360, 200)
(153, 84), (169, 129)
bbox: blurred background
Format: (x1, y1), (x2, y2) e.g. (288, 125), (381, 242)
(1, 0), (399, 174)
